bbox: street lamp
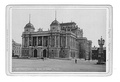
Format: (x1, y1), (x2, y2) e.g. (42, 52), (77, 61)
(97, 36), (105, 64)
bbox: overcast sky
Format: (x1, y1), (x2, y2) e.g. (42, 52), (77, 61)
(12, 8), (106, 47)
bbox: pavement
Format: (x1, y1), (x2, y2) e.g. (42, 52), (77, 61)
(12, 58), (106, 72)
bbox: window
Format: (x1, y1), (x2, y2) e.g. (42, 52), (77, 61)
(33, 37), (37, 46)
(51, 36), (55, 47)
(38, 37), (42, 46)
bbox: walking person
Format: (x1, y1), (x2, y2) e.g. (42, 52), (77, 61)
(75, 58), (77, 64)
(43, 57), (44, 61)
(41, 57), (44, 61)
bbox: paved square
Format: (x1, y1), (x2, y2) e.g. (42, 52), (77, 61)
(12, 59), (106, 72)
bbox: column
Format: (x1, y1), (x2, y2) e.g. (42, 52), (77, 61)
(66, 34), (67, 48)
(59, 36), (61, 48)
(72, 37), (73, 48)
(50, 36), (52, 47)
(31, 36), (33, 46)
(70, 37), (73, 48)
(37, 36), (38, 46)
(73, 38), (75, 48)
(28, 37), (29, 47)
(27, 37), (30, 57)
(49, 36), (51, 47)
(61, 36), (62, 47)
(55, 35), (56, 47)
(47, 36), (49, 47)
(58, 35), (60, 48)
(69, 36), (71, 58)
(42, 36), (43, 46)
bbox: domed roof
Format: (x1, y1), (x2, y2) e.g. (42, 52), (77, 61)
(50, 19), (60, 26)
(24, 22), (35, 29)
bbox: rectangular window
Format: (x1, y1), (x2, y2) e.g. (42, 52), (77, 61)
(51, 36), (55, 47)
(38, 36), (42, 46)
(29, 38), (32, 46)
(33, 37), (37, 46)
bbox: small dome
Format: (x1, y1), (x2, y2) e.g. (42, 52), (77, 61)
(24, 22), (35, 29)
(50, 19), (60, 26)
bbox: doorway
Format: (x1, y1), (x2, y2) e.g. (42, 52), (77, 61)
(43, 49), (46, 57)
(34, 49), (37, 57)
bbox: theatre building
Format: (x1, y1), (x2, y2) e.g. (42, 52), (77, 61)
(21, 17), (92, 59)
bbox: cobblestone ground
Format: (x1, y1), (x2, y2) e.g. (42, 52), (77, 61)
(12, 58), (106, 72)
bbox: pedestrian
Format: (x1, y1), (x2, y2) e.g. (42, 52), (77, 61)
(75, 59), (77, 64)
(41, 57), (44, 61)
(43, 57), (44, 61)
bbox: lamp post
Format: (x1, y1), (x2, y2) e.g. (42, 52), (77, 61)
(97, 36), (105, 64)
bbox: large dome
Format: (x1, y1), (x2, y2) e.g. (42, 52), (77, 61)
(50, 19), (60, 26)
(24, 22), (35, 29)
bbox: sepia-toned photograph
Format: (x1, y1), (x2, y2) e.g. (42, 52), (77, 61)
(6, 5), (112, 75)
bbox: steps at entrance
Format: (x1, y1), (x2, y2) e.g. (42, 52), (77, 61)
(29, 57), (39, 60)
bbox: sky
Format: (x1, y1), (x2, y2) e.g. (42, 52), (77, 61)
(12, 8), (106, 47)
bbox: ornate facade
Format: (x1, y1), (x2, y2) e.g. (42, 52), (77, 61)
(21, 18), (92, 59)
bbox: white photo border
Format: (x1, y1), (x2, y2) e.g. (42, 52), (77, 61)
(6, 4), (113, 76)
